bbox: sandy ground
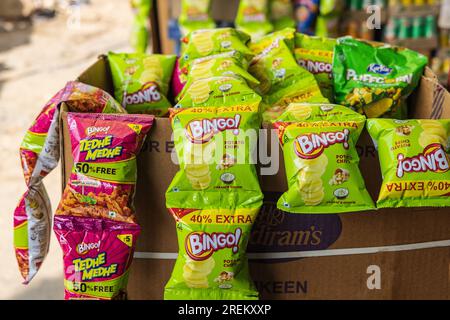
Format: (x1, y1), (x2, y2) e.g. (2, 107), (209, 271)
(0, 0), (135, 299)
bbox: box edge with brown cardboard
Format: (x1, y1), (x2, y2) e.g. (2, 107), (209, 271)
(56, 57), (450, 300)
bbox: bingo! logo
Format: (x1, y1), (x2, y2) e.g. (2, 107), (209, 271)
(294, 129), (350, 159)
(122, 82), (161, 106)
(396, 143), (449, 178)
(185, 115), (241, 143)
(185, 229), (242, 261)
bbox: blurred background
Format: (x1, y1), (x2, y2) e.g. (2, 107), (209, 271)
(0, 0), (448, 300)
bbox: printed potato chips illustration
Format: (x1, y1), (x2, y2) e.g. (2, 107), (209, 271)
(108, 52), (176, 115)
(248, 38), (328, 122)
(274, 103), (375, 213)
(333, 38), (427, 119)
(14, 81), (126, 284)
(235, 0), (273, 41)
(164, 207), (260, 300)
(179, 0), (215, 36)
(367, 119), (450, 208)
(180, 28), (254, 68)
(166, 106), (263, 208)
(294, 33), (336, 102)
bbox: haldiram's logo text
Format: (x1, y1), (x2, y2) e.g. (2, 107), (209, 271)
(86, 126), (110, 136)
(123, 82), (161, 106)
(185, 229), (242, 260)
(76, 240), (101, 255)
(367, 63), (392, 75)
(186, 115), (241, 143)
(396, 143), (449, 178)
(294, 129), (350, 159)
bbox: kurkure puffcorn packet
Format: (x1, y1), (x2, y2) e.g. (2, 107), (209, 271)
(180, 28), (254, 69)
(14, 81), (126, 284)
(235, 0), (273, 41)
(367, 118), (450, 208)
(294, 33), (336, 102)
(166, 106), (263, 208)
(274, 103), (375, 213)
(248, 38), (328, 122)
(175, 76), (262, 109)
(54, 112), (153, 300)
(108, 52), (176, 116)
(179, 0), (215, 37)
(333, 37), (428, 119)
(165, 106), (262, 300)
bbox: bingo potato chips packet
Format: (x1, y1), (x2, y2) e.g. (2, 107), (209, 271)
(235, 0), (273, 41)
(108, 52), (176, 115)
(165, 106), (262, 300)
(179, 0), (215, 36)
(175, 76), (262, 109)
(14, 82), (126, 284)
(180, 28), (254, 69)
(270, 0), (296, 31)
(166, 106), (263, 208)
(248, 38), (328, 122)
(333, 38), (428, 119)
(54, 112), (153, 299)
(294, 33), (336, 102)
(274, 103), (375, 213)
(367, 119), (450, 208)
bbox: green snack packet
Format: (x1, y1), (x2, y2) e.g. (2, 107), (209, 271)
(130, 0), (152, 53)
(333, 37), (428, 119)
(177, 51), (260, 102)
(235, 0), (274, 41)
(367, 118), (450, 208)
(294, 33), (336, 102)
(248, 38), (328, 122)
(108, 52), (176, 116)
(164, 206), (260, 300)
(249, 27), (296, 54)
(175, 76), (262, 109)
(274, 103), (375, 213)
(270, 0), (295, 31)
(166, 105), (263, 209)
(179, 0), (215, 37)
(180, 28), (254, 69)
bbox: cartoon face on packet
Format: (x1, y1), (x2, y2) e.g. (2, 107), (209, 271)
(108, 52), (176, 116)
(274, 103), (375, 213)
(367, 118), (450, 208)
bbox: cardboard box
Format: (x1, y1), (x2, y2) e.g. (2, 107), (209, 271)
(61, 56), (450, 300)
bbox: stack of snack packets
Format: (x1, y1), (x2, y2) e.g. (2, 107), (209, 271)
(247, 29), (329, 123)
(14, 82), (126, 284)
(54, 113), (154, 299)
(165, 28), (264, 300)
